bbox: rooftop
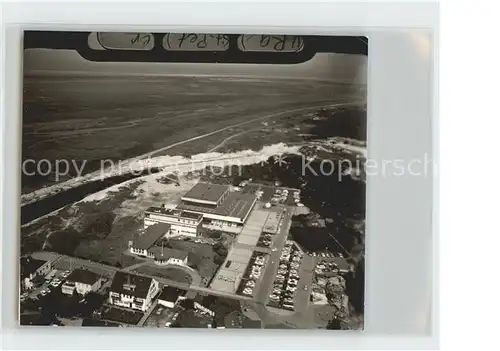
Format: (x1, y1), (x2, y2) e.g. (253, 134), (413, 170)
(181, 183), (229, 204)
(263, 211), (282, 234)
(210, 247), (253, 294)
(66, 268), (100, 285)
(21, 257), (48, 278)
(149, 246), (188, 261)
(178, 192), (256, 221)
(145, 207), (203, 221)
(133, 222), (171, 250)
(110, 271), (153, 299)
(158, 286), (187, 303)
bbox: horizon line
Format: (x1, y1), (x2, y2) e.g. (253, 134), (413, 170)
(24, 70), (367, 85)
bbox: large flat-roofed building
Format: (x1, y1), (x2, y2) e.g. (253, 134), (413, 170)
(144, 207), (203, 237)
(181, 182), (229, 207)
(177, 183), (257, 228)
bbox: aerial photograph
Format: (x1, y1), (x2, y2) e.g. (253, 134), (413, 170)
(20, 32), (367, 330)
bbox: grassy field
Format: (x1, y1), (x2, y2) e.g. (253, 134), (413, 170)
(132, 266), (192, 284)
(22, 75), (353, 193)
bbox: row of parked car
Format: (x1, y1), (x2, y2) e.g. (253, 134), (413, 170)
(270, 188), (291, 205)
(257, 231), (273, 248)
(314, 261), (342, 276)
(308, 251), (344, 258)
(240, 253), (267, 297)
(268, 241), (304, 311)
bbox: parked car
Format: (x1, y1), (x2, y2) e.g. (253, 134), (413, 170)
(61, 270), (71, 278)
(246, 280), (256, 287)
(269, 294), (280, 300)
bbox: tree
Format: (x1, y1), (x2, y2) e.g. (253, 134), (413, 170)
(326, 318), (341, 330)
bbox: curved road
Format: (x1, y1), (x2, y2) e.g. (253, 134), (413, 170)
(122, 260), (201, 299)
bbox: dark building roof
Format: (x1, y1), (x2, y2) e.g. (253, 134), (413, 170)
(178, 192), (256, 221)
(21, 257), (49, 278)
(66, 268), (100, 285)
(110, 271), (154, 299)
(180, 211), (203, 220)
(133, 222), (171, 250)
(182, 183), (229, 204)
(149, 247), (188, 261)
(158, 286), (187, 303)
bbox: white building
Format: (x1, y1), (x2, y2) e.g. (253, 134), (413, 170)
(108, 272), (159, 312)
(144, 208), (203, 237)
(62, 269), (101, 296)
(150, 247), (189, 266)
(129, 222), (172, 257)
(157, 286), (187, 309)
(61, 281), (76, 295)
(21, 257), (51, 291)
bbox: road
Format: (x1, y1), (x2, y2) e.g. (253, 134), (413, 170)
(206, 130), (251, 153)
(137, 299), (159, 327)
(30, 251), (252, 302)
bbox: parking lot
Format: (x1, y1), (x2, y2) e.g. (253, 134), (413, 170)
(237, 251), (269, 298)
(144, 304), (184, 328)
(266, 240), (304, 311)
(22, 268), (73, 301)
(307, 252), (350, 275)
(241, 183), (303, 207)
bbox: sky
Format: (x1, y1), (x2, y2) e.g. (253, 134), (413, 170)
(23, 35), (367, 83)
